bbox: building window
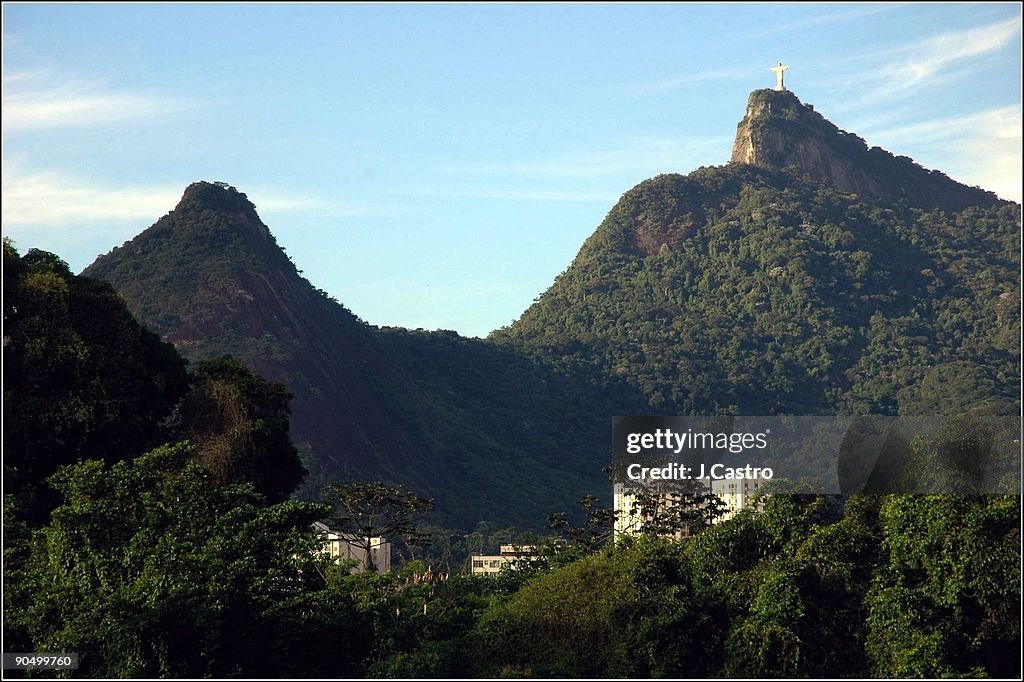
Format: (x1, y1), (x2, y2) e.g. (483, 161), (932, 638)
(472, 560), (484, 568)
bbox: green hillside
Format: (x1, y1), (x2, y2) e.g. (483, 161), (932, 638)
(493, 164), (1020, 421)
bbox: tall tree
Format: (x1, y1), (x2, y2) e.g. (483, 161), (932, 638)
(546, 494), (617, 556)
(866, 494), (1021, 678)
(322, 481), (434, 571)
(629, 479), (728, 539)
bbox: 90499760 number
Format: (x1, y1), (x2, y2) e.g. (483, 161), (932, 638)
(3, 653), (79, 670)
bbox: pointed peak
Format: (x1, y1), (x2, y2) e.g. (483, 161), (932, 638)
(177, 180), (257, 215)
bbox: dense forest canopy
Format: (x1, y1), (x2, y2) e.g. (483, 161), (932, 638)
(494, 165), (1020, 420)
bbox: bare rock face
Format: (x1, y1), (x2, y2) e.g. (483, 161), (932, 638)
(730, 88), (1002, 211)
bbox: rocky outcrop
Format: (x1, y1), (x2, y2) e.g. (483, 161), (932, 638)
(731, 89), (1003, 212)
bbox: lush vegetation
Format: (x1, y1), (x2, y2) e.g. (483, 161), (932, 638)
(82, 182), (646, 528)
(7, 455), (1019, 677)
(8, 95), (1020, 675)
(5, 443), (363, 678)
(466, 493), (1019, 679)
(182, 356), (306, 503)
(494, 165), (1019, 426)
(4, 242), (189, 522)
(80, 168), (1019, 530)
(5, 237), (1020, 677)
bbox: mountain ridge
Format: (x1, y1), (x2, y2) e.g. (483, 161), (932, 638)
(83, 181), (423, 481)
(81, 91), (1021, 529)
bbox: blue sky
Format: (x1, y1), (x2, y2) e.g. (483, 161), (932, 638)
(3, 3), (1021, 337)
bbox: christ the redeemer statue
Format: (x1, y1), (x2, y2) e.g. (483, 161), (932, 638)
(771, 63), (789, 91)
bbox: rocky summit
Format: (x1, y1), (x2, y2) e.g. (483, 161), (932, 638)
(730, 88), (1002, 212)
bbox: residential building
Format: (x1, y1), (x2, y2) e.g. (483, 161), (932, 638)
(710, 476), (766, 521)
(313, 521), (391, 573)
(613, 473), (768, 539)
(470, 544), (537, 575)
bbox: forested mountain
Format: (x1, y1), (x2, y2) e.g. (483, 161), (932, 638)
(82, 182), (638, 529)
(494, 89), (1019, 421)
(83, 181), (415, 480)
(83, 90), (1020, 530)
(493, 166), (1019, 418)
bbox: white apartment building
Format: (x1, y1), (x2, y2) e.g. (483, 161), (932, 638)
(613, 473), (767, 539)
(470, 544), (537, 575)
(709, 476), (766, 522)
(313, 521), (392, 573)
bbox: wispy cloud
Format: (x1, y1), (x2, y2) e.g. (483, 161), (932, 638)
(1, 166), (384, 230)
(752, 3), (910, 38)
(833, 16), (1021, 108)
(1, 68), (199, 132)
(246, 190), (391, 217)
(2, 168), (181, 227)
(863, 106), (1021, 147)
(862, 106), (1022, 202)
(631, 68), (747, 97)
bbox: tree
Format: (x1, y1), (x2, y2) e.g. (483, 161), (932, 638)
(893, 416), (1020, 494)
(469, 536), (709, 678)
(9, 442), (369, 678)
(723, 558), (806, 677)
(865, 494), (1021, 678)
(547, 493), (617, 557)
(630, 479), (728, 538)
(322, 481), (434, 571)
(180, 355), (306, 503)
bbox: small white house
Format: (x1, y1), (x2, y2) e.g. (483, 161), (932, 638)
(313, 521), (391, 573)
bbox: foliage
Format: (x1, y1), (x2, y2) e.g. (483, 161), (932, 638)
(470, 536), (711, 678)
(493, 167), (1019, 430)
(631, 479), (729, 538)
(81, 167), (1019, 530)
(83, 183), (644, 529)
(180, 355), (306, 502)
(3, 240), (189, 520)
(8, 443), (368, 678)
(866, 494), (1021, 678)
(546, 493), (617, 558)
(8, 105), (1019, 677)
(337, 564), (495, 677)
